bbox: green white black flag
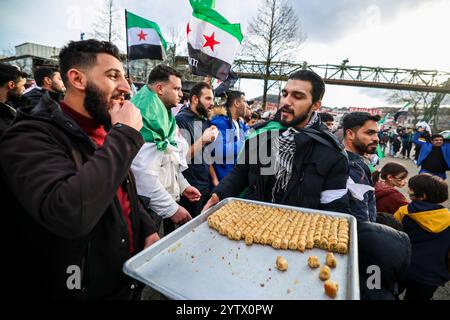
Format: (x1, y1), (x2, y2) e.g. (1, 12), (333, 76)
(187, 0), (243, 81)
(126, 10), (167, 61)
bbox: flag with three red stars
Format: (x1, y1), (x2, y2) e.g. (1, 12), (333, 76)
(126, 10), (167, 61)
(187, 0), (243, 81)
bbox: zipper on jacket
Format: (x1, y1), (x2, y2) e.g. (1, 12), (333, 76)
(80, 241), (91, 294)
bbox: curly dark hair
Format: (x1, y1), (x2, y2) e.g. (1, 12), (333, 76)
(59, 39), (121, 85)
(409, 174), (448, 204)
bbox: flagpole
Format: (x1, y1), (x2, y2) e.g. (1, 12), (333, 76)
(125, 9), (130, 79)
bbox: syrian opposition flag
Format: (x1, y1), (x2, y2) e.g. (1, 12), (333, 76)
(126, 10), (167, 61)
(394, 102), (411, 121)
(187, 0), (243, 81)
(212, 71), (238, 97)
(190, 0), (216, 7)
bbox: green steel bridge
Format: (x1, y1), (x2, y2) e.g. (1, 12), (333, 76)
(231, 59), (450, 94)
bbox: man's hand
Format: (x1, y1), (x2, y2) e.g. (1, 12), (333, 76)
(183, 186), (201, 202)
(211, 177), (219, 188)
(202, 126), (219, 145)
(170, 205), (192, 225)
(202, 193), (220, 212)
(109, 100), (143, 132)
(144, 232), (160, 249)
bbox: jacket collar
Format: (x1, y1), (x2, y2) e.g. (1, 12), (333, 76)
(15, 92), (95, 147)
(395, 203), (450, 233)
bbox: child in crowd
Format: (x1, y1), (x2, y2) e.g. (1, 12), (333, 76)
(394, 174), (450, 300)
(373, 162), (409, 214)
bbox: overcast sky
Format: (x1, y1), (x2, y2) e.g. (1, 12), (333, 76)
(1, 0), (449, 107)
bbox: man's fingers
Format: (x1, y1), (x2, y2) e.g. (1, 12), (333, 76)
(110, 103), (121, 114)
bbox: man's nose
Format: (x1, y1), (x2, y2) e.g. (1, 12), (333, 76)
(118, 78), (131, 94)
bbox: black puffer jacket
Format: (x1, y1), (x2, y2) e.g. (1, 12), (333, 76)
(214, 120), (350, 213)
(358, 221), (411, 300)
(0, 93), (157, 300)
(24, 87), (46, 107)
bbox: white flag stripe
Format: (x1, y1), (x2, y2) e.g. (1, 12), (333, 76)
(127, 27), (162, 47)
(188, 16), (240, 65)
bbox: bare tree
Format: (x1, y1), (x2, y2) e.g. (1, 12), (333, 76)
(166, 26), (188, 67)
(244, 0), (305, 109)
(387, 91), (430, 126)
(90, 0), (124, 44)
(387, 87), (448, 130)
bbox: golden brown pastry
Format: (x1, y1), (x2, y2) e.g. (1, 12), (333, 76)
(276, 256), (288, 271)
(326, 253), (337, 268)
(319, 265), (331, 281)
(324, 280), (339, 298)
(308, 256), (320, 268)
(337, 242), (348, 254)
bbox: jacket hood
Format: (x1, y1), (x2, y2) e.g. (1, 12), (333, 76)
(375, 182), (398, 200)
(394, 203), (450, 233)
(24, 87), (45, 99)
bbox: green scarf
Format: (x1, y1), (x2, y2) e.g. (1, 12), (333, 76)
(131, 85), (177, 151)
(246, 121), (287, 141)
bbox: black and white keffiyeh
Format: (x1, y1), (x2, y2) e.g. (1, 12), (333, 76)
(272, 112), (319, 202)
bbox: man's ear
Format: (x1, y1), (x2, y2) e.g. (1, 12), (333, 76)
(345, 128), (355, 141)
(192, 95), (198, 106)
(155, 83), (164, 95)
(7, 80), (16, 90)
(66, 69), (87, 90)
(43, 76), (52, 86)
(312, 100), (322, 112)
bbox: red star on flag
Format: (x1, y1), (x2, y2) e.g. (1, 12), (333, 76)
(186, 23), (191, 35)
(203, 32), (220, 52)
(137, 30), (147, 41)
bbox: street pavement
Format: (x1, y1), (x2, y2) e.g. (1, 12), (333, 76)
(140, 150), (450, 300)
(379, 152), (450, 300)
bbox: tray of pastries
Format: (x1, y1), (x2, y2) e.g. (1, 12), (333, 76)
(123, 198), (359, 300)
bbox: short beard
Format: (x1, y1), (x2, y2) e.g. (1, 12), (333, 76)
(51, 82), (64, 94)
(196, 101), (209, 118)
(281, 104), (313, 128)
(353, 137), (378, 154)
(84, 82), (111, 130)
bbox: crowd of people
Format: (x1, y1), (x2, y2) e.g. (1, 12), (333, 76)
(0, 39), (448, 300)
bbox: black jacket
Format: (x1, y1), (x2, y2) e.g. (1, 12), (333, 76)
(347, 151), (377, 222)
(24, 87), (46, 107)
(0, 101), (16, 136)
(358, 221), (411, 300)
(214, 120), (350, 213)
(0, 93), (157, 300)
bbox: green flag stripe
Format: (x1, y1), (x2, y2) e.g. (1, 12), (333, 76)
(191, 3), (243, 42)
(126, 11), (167, 50)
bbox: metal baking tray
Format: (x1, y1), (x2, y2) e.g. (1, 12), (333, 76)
(123, 198), (360, 300)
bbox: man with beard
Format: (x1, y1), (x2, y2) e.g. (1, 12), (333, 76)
(203, 70), (349, 213)
(0, 39), (160, 299)
(0, 63), (27, 135)
(25, 67), (66, 107)
(131, 65), (201, 235)
(175, 82), (218, 217)
(209, 90), (249, 185)
(343, 112), (380, 222)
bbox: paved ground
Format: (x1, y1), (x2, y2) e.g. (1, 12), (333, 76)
(379, 152), (449, 300)
(140, 150), (450, 300)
